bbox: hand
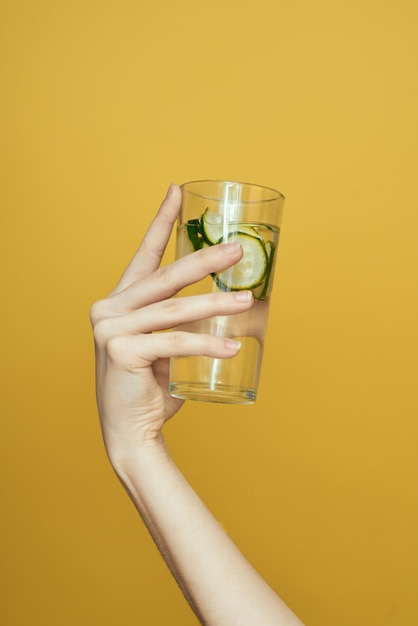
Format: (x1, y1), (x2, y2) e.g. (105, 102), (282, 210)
(90, 185), (254, 463)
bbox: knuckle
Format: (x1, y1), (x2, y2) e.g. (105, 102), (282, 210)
(154, 264), (173, 287)
(168, 330), (185, 351)
(198, 244), (216, 263)
(213, 290), (228, 305)
(89, 299), (109, 325)
(92, 317), (114, 345)
(161, 296), (181, 315)
(106, 335), (147, 372)
(106, 335), (129, 365)
(198, 243), (228, 272)
(209, 291), (234, 313)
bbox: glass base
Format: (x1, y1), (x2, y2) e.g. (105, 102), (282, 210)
(169, 382), (257, 405)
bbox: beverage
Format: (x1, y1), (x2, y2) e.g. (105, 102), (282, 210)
(168, 180), (284, 404)
(170, 218), (279, 403)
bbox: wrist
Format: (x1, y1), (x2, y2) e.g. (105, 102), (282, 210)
(102, 425), (169, 475)
(107, 434), (176, 515)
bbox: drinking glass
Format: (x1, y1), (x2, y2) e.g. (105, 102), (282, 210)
(169, 180), (285, 404)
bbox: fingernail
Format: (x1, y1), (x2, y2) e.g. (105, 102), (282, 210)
(225, 339), (242, 351)
(221, 241), (241, 254)
(234, 290), (253, 302)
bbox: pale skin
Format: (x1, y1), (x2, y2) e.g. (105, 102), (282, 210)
(90, 184), (305, 626)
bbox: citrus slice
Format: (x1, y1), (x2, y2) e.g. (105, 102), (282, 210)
(200, 208), (260, 245)
(214, 231), (268, 291)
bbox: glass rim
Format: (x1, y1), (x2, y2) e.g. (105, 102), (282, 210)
(180, 179), (285, 204)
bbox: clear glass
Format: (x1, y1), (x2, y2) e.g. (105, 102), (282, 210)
(169, 180), (285, 404)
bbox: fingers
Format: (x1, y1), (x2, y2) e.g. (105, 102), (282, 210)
(94, 290), (254, 340)
(106, 331), (242, 370)
(110, 184), (182, 295)
(107, 241), (243, 315)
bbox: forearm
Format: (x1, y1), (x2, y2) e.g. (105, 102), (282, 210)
(112, 439), (304, 626)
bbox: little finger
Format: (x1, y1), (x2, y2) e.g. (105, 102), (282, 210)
(106, 331), (242, 370)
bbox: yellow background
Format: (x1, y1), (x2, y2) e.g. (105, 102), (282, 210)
(1, 1), (417, 624)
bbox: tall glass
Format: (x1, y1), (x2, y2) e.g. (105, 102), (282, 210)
(169, 180), (285, 404)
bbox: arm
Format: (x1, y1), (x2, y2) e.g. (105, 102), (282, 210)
(90, 184), (305, 626)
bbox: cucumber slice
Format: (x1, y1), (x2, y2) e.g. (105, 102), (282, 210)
(262, 240), (275, 294)
(253, 240), (276, 300)
(200, 207), (260, 245)
(186, 219), (203, 251)
(214, 231), (268, 291)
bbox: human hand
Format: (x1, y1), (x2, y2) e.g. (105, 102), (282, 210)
(90, 185), (254, 463)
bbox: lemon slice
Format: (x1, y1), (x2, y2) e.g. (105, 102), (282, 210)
(214, 231), (268, 291)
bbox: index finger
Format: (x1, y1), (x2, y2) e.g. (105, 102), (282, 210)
(110, 184), (181, 295)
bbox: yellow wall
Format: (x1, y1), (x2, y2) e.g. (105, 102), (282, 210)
(1, 1), (417, 624)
